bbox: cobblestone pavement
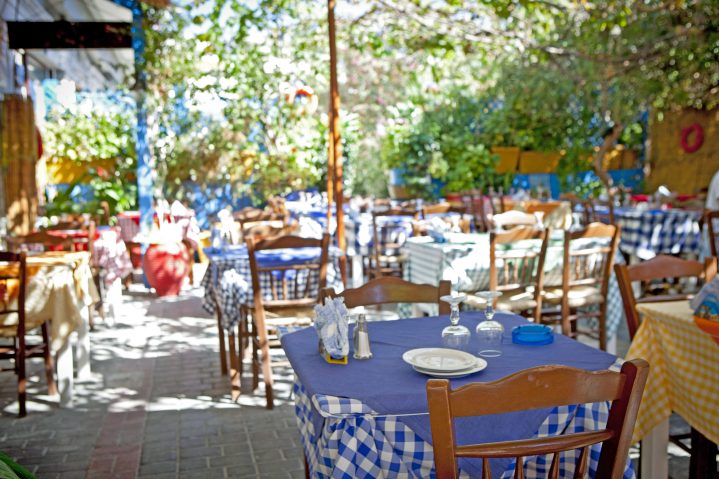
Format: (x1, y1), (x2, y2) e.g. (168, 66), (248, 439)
(0, 285), (303, 479)
(0, 282), (696, 478)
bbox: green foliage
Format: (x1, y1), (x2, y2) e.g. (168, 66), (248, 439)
(381, 93), (497, 198)
(0, 452), (37, 479)
(42, 98), (137, 217)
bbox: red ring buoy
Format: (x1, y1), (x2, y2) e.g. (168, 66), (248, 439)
(680, 123), (704, 153)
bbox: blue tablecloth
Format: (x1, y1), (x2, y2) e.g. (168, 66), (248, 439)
(282, 312), (627, 478)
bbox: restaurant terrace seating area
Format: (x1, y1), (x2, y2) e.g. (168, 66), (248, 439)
(1, 1), (719, 478)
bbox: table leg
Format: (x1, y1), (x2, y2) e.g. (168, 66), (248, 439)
(106, 278), (122, 321)
(57, 340), (74, 407)
(641, 418), (669, 479)
(75, 307), (92, 379)
(351, 254), (363, 288)
(606, 335), (617, 356)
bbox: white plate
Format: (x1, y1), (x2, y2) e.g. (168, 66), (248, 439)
(412, 358), (487, 378)
(402, 348), (478, 373)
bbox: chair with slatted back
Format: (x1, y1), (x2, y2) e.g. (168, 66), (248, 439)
(705, 210), (719, 258)
(525, 201), (561, 218)
(465, 227), (549, 321)
(427, 359), (649, 479)
(489, 210), (538, 231)
(585, 197), (616, 225)
(614, 254), (717, 471)
(320, 277), (452, 317)
(541, 223), (620, 351)
(615, 254), (717, 340)
(247, 233), (330, 409)
(6, 231), (74, 253)
(369, 208), (418, 279)
(0, 252), (57, 417)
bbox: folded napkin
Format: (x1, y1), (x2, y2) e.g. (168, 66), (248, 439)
(314, 297), (349, 359)
(691, 275), (719, 320)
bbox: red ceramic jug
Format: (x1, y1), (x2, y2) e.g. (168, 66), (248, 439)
(142, 242), (191, 296)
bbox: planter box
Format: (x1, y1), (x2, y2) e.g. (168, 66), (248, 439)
(492, 146), (521, 173)
(519, 151), (562, 174)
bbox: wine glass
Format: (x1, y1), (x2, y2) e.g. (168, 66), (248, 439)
(439, 293), (471, 350)
(475, 291), (505, 357)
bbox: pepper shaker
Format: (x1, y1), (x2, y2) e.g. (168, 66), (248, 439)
(353, 314), (373, 360)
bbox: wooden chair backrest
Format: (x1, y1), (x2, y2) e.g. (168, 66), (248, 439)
(6, 231), (74, 252)
(422, 202), (452, 217)
(246, 233), (330, 313)
(585, 198), (616, 225)
(321, 277), (451, 315)
(705, 210), (719, 258)
(427, 359), (649, 479)
(44, 221), (84, 231)
(371, 208), (418, 263)
(489, 226), (549, 295)
(490, 210), (538, 230)
(615, 254), (717, 339)
(525, 201), (561, 217)
(561, 223), (619, 296)
(0, 251), (26, 338)
(243, 222), (297, 241)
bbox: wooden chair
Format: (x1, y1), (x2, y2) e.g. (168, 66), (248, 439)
(489, 210), (538, 230)
(525, 201), (561, 217)
(465, 227), (549, 321)
(369, 208), (418, 279)
(615, 254), (717, 339)
(427, 359), (649, 479)
(6, 230), (74, 252)
(705, 209), (719, 258)
(464, 190), (495, 233)
(0, 252), (57, 417)
(541, 223), (620, 350)
(247, 233), (330, 409)
(585, 197), (616, 225)
(614, 254), (717, 468)
(321, 277), (452, 316)
(419, 203), (471, 235)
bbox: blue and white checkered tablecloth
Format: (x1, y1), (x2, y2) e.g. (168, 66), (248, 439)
(615, 208), (702, 259)
(403, 236), (627, 340)
(200, 247), (344, 330)
(293, 360), (634, 479)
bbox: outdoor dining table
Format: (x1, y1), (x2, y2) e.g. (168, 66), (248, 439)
(625, 300), (719, 478)
(598, 206), (702, 259)
(0, 251), (98, 407)
(281, 312), (634, 478)
(404, 233), (627, 353)
(200, 244), (344, 329)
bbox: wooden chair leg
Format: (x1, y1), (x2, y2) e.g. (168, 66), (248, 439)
(17, 335), (27, 418)
(560, 300), (571, 337)
(690, 427), (718, 479)
(257, 327), (275, 409)
(598, 304), (608, 351)
(251, 318), (260, 391)
(41, 322), (57, 396)
(216, 313), (228, 375)
(228, 332), (241, 402)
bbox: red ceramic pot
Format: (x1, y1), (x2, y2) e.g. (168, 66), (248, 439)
(142, 242), (191, 296)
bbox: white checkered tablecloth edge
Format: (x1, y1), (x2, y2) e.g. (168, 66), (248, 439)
(293, 359), (634, 479)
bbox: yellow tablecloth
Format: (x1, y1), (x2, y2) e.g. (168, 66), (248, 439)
(626, 300), (719, 444)
(0, 251), (99, 352)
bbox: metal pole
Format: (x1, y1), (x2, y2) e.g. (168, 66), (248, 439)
(327, 0), (346, 284)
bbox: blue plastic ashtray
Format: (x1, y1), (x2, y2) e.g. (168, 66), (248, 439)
(512, 324), (554, 346)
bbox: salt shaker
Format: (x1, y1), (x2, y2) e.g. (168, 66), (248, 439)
(353, 314), (372, 360)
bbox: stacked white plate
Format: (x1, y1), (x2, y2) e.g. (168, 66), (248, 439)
(402, 348), (487, 378)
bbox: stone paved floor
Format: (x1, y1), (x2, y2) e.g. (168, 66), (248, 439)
(0, 281), (697, 478)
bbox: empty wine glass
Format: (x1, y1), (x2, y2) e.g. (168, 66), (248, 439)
(475, 291), (504, 357)
(439, 293), (470, 350)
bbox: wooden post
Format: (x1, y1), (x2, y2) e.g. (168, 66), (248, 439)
(327, 0), (346, 284)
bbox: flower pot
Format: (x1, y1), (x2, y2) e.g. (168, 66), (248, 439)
(142, 242), (191, 297)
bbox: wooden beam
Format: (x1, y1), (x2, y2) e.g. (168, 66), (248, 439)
(328, 0), (346, 285)
(7, 22), (132, 50)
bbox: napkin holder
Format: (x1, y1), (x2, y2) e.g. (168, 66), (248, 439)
(319, 341), (348, 364)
